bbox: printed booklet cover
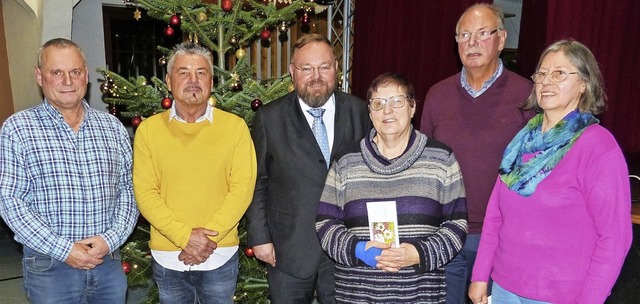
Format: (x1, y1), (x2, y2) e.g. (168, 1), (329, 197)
(366, 201), (400, 247)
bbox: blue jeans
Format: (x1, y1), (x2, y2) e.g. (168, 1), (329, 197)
(152, 252), (239, 304)
(22, 246), (127, 304)
(492, 282), (551, 304)
(445, 233), (491, 304)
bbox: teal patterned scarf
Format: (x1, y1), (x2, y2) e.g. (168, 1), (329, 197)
(499, 111), (598, 196)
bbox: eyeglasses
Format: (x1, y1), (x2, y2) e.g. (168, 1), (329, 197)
(291, 63), (335, 76)
(531, 70), (579, 84)
(455, 28), (501, 43)
(369, 95), (409, 111)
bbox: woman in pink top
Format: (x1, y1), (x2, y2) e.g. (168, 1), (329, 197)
(468, 39), (632, 304)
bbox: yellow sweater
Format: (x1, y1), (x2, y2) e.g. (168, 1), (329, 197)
(133, 109), (256, 251)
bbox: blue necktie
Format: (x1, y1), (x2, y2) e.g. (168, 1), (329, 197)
(307, 108), (330, 168)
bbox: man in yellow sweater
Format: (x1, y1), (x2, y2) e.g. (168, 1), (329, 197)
(133, 42), (257, 304)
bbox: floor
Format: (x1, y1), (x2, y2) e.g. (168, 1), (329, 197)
(0, 231), (25, 304)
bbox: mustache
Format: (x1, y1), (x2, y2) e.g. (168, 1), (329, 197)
(306, 79), (327, 86)
(465, 48), (482, 55)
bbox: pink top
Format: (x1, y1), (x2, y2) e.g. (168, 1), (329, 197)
(472, 125), (632, 304)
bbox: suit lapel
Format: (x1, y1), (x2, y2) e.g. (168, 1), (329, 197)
(284, 93), (326, 158)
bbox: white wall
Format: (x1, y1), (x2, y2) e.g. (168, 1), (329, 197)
(72, 0), (123, 111)
(494, 0), (523, 49)
(42, 0), (72, 42)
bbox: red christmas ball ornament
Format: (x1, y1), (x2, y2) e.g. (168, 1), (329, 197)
(164, 25), (175, 37)
(260, 28), (271, 41)
(122, 261), (131, 274)
(301, 13), (310, 25)
(244, 247), (254, 257)
(251, 98), (263, 111)
(161, 97), (173, 110)
(131, 116), (142, 127)
(169, 14), (181, 27)
(221, 0), (233, 13)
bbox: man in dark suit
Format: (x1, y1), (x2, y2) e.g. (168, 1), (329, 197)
(246, 33), (371, 303)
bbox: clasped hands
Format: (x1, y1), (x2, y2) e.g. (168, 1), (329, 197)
(365, 240), (420, 272)
(65, 235), (110, 270)
(178, 227), (219, 266)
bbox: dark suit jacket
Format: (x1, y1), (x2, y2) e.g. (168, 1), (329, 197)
(246, 91), (371, 279)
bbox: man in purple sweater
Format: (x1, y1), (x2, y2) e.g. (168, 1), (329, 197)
(419, 4), (533, 303)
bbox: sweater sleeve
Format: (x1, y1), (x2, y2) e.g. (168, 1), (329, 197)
(133, 120), (192, 249)
(471, 177), (503, 283)
(315, 161), (361, 267)
(408, 152), (468, 272)
(419, 90), (436, 137)
(575, 144), (632, 303)
(204, 120), (257, 242)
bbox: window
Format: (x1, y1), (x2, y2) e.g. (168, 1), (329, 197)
(102, 5), (182, 80)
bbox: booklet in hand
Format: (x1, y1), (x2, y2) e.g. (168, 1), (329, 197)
(366, 201), (400, 248)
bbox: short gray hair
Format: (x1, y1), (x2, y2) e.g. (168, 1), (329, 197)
(166, 42), (214, 75)
(455, 3), (505, 34)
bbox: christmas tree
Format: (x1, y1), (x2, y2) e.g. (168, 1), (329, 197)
(97, 1), (325, 303)
(98, 0), (321, 126)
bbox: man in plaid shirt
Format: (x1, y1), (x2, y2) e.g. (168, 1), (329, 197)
(0, 38), (138, 304)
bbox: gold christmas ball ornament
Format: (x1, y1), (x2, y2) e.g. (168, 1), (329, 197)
(288, 83), (295, 92)
(235, 48), (246, 59)
(208, 95), (217, 107)
(158, 56), (167, 66)
(197, 11), (208, 23)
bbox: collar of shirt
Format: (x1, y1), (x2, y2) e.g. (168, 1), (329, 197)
(298, 94), (336, 151)
(42, 98), (91, 124)
(460, 59), (504, 98)
(168, 102), (213, 123)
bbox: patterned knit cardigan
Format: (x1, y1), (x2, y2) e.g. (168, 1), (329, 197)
(316, 128), (467, 303)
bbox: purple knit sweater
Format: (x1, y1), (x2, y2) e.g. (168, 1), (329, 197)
(472, 125), (632, 303)
(420, 70), (533, 234)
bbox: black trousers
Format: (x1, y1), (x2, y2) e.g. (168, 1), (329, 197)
(267, 253), (336, 304)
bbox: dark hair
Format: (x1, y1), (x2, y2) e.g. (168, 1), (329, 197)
(37, 38), (86, 68)
(291, 33), (335, 60)
(524, 39), (606, 114)
(366, 73), (416, 107)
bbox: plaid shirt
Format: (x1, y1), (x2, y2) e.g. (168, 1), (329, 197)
(0, 100), (138, 262)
